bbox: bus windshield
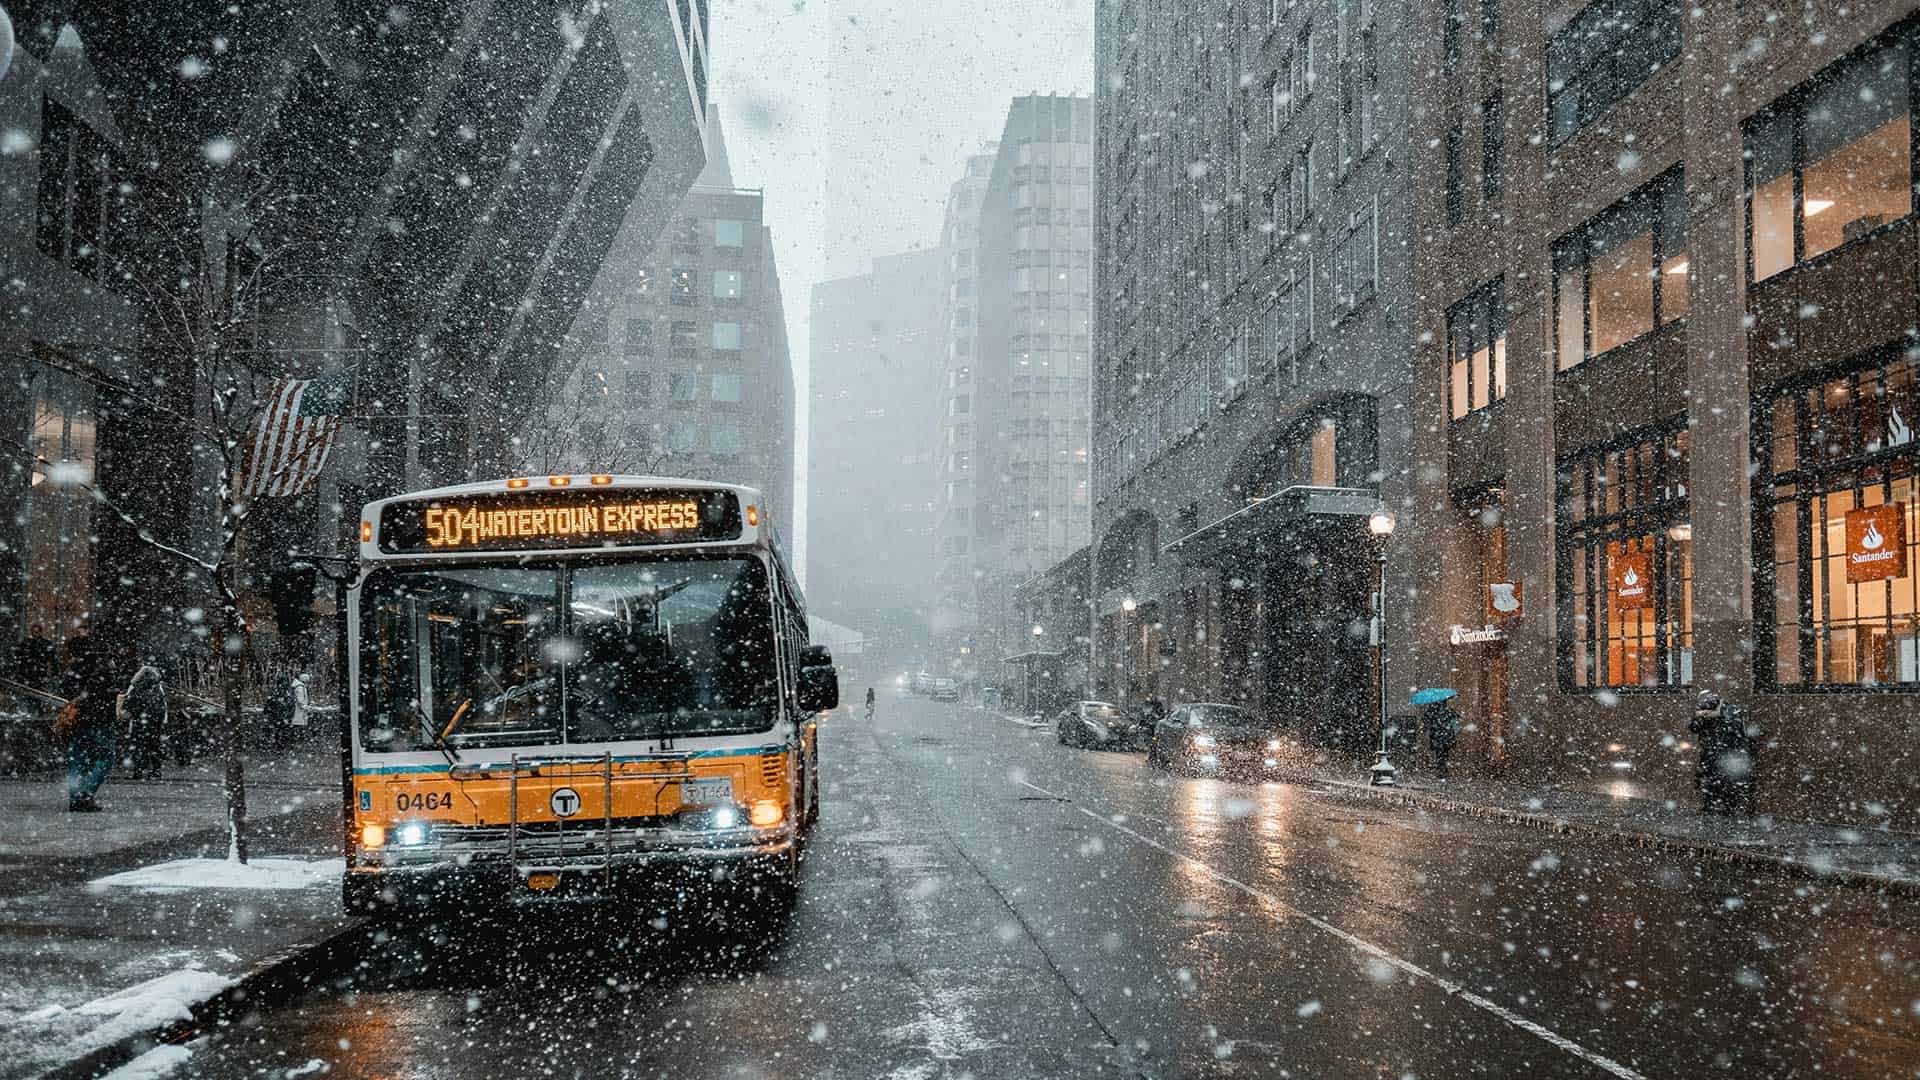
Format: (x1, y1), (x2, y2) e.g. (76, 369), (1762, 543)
(358, 556), (779, 753)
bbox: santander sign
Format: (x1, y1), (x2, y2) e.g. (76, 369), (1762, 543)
(1845, 504), (1907, 584)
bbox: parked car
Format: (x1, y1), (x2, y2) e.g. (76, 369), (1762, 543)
(1146, 703), (1283, 776)
(930, 677), (960, 701)
(1055, 700), (1141, 749)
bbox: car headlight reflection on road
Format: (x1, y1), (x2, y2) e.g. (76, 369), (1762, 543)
(1191, 734), (1215, 749)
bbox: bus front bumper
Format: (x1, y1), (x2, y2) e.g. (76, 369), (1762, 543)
(346, 825), (797, 909)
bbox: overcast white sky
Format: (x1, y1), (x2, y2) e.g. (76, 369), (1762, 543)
(708, 0), (1094, 580)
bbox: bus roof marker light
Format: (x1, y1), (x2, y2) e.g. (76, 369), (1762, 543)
(590, 474), (614, 486)
(360, 520), (372, 543)
(506, 477), (530, 489)
(746, 504), (760, 526)
(548, 475), (571, 487)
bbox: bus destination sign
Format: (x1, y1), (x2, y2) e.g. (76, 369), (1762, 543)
(377, 488), (742, 554)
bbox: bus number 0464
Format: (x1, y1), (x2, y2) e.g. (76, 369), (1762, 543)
(396, 791), (452, 811)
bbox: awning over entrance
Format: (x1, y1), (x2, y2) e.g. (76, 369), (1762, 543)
(1162, 484), (1382, 564)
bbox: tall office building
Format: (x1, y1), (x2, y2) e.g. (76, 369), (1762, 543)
(1090, 2), (1414, 742)
(1401, 0), (1920, 825)
(806, 248), (948, 651)
(929, 146), (999, 677)
(540, 109), (795, 526)
(958, 97), (1096, 683)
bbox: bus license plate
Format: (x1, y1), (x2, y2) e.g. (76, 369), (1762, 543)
(680, 777), (733, 806)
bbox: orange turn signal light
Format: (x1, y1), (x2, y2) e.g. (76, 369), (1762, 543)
(506, 477), (530, 489)
(748, 799), (783, 827)
(746, 504), (760, 527)
(360, 823), (387, 849)
(360, 520), (372, 543)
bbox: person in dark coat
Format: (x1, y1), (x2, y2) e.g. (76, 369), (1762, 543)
(1690, 690), (1756, 813)
(1425, 700), (1461, 780)
(59, 636), (124, 811)
(122, 660), (168, 779)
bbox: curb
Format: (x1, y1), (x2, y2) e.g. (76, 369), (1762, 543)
(36, 919), (372, 1080)
(1304, 776), (1920, 898)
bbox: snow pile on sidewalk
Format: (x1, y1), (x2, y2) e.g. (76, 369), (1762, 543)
(89, 857), (344, 893)
(0, 967), (232, 1073)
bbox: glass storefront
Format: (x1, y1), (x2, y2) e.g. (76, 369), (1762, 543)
(20, 363), (98, 646)
(1557, 425), (1694, 689)
(1756, 349), (1919, 688)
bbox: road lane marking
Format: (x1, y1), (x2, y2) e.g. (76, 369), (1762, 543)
(1018, 778), (1650, 1080)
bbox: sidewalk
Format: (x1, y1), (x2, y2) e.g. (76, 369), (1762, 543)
(0, 747), (348, 1080)
(1303, 767), (1920, 893)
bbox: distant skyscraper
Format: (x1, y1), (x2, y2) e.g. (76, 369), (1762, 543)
(806, 248), (948, 650)
(544, 107), (795, 525)
(948, 96), (1095, 681)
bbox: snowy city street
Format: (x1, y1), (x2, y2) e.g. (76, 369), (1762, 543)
(4, 694), (1901, 1079)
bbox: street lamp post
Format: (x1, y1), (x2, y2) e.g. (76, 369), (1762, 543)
(1366, 508), (1397, 787)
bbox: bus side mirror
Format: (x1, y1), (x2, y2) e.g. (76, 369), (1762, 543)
(798, 644), (839, 713)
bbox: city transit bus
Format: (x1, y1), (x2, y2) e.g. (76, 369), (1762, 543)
(339, 476), (836, 913)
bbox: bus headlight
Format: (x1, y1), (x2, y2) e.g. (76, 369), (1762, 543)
(711, 805), (739, 829)
(1191, 734), (1216, 749)
(395, 821), (432, 847)
(749, 799), (784, 827)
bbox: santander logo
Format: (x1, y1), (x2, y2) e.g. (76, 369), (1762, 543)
(1622, 567), (1640, 587)
(1490, 583), (1520, 614)
(1861, 520), (1886, 551)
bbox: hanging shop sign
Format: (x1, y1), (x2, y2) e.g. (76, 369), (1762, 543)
(1487, 581), (1523, 619)
(1450, 624), (1508, 646)
(1844, 503), (1908, 584)
(1609, 551), (1653, 610)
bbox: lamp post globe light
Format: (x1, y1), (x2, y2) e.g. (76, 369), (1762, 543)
(1366, 508), (1397, 787)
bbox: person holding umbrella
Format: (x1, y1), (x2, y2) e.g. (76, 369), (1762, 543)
(1410, 688), (1461, 781)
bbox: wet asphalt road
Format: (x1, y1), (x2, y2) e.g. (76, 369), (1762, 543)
(183, 694), (1920, 1079)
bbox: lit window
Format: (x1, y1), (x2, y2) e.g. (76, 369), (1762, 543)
(713, 270), (744, 300)
(1447, 278), (1507, 421)
(1553, 168), (1687, 370)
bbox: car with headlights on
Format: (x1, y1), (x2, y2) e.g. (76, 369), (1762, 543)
(1054, 700), (1141, 749)
(1146, 703), (1283, 776)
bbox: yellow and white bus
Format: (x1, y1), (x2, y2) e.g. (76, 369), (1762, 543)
(340, 476), (835, 912)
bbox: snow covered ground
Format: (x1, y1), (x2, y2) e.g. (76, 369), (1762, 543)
(90, 857), (345, 893)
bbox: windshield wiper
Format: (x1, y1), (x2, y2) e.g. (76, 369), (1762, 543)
(420, 702), (466, 765)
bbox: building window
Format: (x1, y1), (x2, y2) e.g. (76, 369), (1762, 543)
(669, 320), (698, 356)
(714, 219), (746, 248)
(711, 321), (742, 351)
(1481, 87), (1504, 202)
(671, 218), (699, 253)
(670, 268), (696, 305)
(711, 372), (742, 403)
(21, 363), (98, 642)
(634, 268), (653, 295)
(670, 373), (698, 403)
(667, 420), (697, 454)
(1553, 167), (1688, 370)
(1746, 35), (1913, 283)
(1332, 200), (1378, 311)
(624, 318), (653, 358)
(1546, 0), (1681, 145)
(624, 371), (652, 402)
(1481, 0), (1501, 45)
(1270, 70), (1292, 131)
(36, 98), (112, 278)
(1756, 350), (1920, 688)
(1447, 277), (1507, 420)
(1557, 425), (1693, 689)
(1444, 123), (1465, 225)
(713, 270), (744, 300)
(711, 422), (744, 458)
(1295, 24), (1315, 102)
(1292, 142), (1315, 223)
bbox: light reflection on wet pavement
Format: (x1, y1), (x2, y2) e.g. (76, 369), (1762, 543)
(184, 696), (1920, 1078)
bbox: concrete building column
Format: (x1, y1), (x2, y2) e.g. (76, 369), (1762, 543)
(1680, 0), (1755, 703)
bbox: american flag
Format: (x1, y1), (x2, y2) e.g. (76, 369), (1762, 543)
(240, 372), (352, 498)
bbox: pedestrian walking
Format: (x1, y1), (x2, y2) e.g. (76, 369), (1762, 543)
(1425, 699), (1461, 780)
(122, 660), (168, 779)
(11, 623), (57, 690)
(55, 636), (124, 811)
(1690, 691), (1757, 814)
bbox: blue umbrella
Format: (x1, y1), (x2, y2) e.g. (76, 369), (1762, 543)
(1409, 688), (1459, 705)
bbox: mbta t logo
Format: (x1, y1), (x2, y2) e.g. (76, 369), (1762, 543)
(550, 787), (581, 818)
